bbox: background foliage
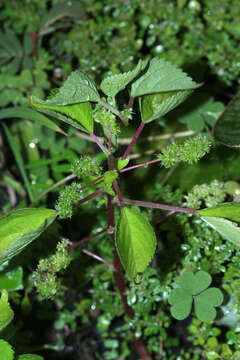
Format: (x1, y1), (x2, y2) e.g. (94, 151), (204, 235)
(0, 0), (240, 359)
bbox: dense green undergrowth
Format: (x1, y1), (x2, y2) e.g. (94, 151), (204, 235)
(1, 1), (240, 360)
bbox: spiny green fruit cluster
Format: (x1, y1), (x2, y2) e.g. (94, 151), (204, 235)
(184, 180), (227, 209)
(93, 103), (120, 135)
(33, 239), (72, 299)
(55, 182), (81, 219)
(71, 155), (102, 179)
(158, 136), (212, 168)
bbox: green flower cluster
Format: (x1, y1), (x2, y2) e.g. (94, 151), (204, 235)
(93, 103), (120, 136)
(71, 156), (102, 178)
(33, 239), (72, 299)
(184, 180), (227, 209)
(158, 136), (211, 168)
(55, 182), (81, 219)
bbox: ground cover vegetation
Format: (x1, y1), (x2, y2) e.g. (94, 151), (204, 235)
(0, 1), (240, 359)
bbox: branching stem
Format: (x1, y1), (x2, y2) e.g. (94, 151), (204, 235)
(68, 226), (109, 250)
(121, 198), (197, 215)
(119, 158), (160, 174)
(73, 188), (103, 208)
(122, 121), (145, 160)
(82, 248), (113, 268)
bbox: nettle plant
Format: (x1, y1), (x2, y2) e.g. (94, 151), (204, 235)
(1, 58), (240, 359)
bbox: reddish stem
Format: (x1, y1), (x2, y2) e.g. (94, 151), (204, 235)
(107, 172), (152, 359)
(79, 175), (104, 192)
(121, 122), (145, 160)
(113, 181), (125, 208)
(73, 188), (103, 208)
(82, 248), (113, 268)
(119, 158), (160, 174)
(29, 32), (38, 57)
(91, 133), (108, 154)
(68, 226), (109, 250)
(121, 198), (197, 215)
(108, 132), (112, 153)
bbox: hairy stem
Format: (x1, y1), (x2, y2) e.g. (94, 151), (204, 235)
(122, 121), (145, 160)
(107, 155), (152, 360)
(68, 226), (109, 250)
(113, 181), (125, 208)
(73, 188), (103, 208)
(119, 158), (160, 174)
(121, 198), (197, 215)
(90, 133), (109, 154)
(82, 248), (113, 268)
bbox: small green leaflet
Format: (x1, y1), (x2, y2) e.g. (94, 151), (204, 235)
(0, 339), (14, 360)
(213, 92), (240, 148)
(100, 59), (147, 98)
(198, 203), (240, 247)
(130, 58), (201, 122)
(116, 207), (156, 280)
(169, 271), (223, 321)
(117, 158), (129, 170)
(0, 208), (56, 265)
(0, 290), (14, 331)
(30, 98), (93, 133)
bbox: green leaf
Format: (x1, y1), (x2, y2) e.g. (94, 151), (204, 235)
(140, 90), (193, 122)
(198, 203), (240, 223)
(3, 124), (34, 202)
(176, 94), (225, 131)
(168, 287), (192, 320)
(177, 270), (212, 295)
(201, 216), (240, 247)
(169, 271), (223, 321)
(0, 266), (23, 291)
(131, 58), (201, 97)
(0, 290), (14, 331)
(0, 208), (56, 265)
(117, 158), (129, 170)
(0, 107), (64, 134)
(100, 59), (147, 97)
(0, 339), (14, 360)
(116, 207), (157, 280)
(213, 92), (240, 148)
(194, 288), (223, 321)
(17, 355), (44, 360)
(32, 71), (99, 105)
(23, 34), (33, 56)
(39, 0), (85, 34)
(30, 98), (93, 133)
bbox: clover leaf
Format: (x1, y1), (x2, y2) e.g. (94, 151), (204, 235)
(168, 271), (223, 321)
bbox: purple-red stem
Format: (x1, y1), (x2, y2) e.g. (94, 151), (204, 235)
(68, 226), (109, 250)
(91, 133), (108, 154)
(107, 155), (152, 360)
(121, 198), (197, 215)
(73, 188), (103, 208)
(119, 158), (160, 174)
(113, 181), (125, 208)
(121, 121), (145, 160)
(108, 132), (112, 153)
(79, 175), (104, 192)
(82, 248), (113, 268)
